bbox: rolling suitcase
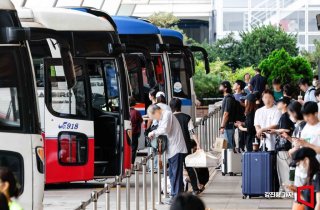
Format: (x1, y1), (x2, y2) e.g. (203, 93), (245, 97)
(221, 149), (242, 176)
(242, 151), (277, 199)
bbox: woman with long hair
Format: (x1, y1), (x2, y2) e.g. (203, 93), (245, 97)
(0, 167), (23, 210)
(235, 93), (257, 151)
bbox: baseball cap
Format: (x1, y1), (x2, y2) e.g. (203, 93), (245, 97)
(277, 96), (291, 105)
(244, 93), (256, 102)
(156, 91), (165, 98)
(292, 147), (317, 162)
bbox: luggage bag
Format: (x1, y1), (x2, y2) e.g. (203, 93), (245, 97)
(221, 149), (242, 176)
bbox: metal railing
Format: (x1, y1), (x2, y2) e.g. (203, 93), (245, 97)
(74, 102), (222, 210)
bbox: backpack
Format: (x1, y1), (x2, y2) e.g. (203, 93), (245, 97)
(226, 94), (245, 122)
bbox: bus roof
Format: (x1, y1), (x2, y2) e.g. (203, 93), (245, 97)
(18, 7), (115, 31)
(159, 28), (183, 41)
(0, 1), (15, 10)
(112, 16), (160, 35)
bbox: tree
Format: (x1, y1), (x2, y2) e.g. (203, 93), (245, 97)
(147, 12), (180, 28)
(301, 39), (320, 76)
(198, 33), (241, 70)
(239, 25), (299, 67)
(193, 60), (232, 98)
(259, 48), (312, 87)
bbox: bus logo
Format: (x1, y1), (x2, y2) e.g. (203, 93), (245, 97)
(58, 122), (79, 130)
(297, 185), (314, 208)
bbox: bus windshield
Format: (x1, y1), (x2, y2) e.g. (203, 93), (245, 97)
(169, 53), (191, 99)
(125, 54), (156, 103)
(87, 59), (120, 113)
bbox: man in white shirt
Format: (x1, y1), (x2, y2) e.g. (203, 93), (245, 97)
(293, 101), (320, 162)
(147, 104), (187, 203)
(298, 78), (317, 103)
(254, 89), (282, 151)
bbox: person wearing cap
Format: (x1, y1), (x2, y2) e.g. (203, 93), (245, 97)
(155, 91), (171, 112)
(285, 148), (320, 210)
(219, 81), (237, 149)
(254, 89), (282, 151)
(269, 96), (295, 192)
(291, 101), (320, 163)
(235, 93), (257, 151)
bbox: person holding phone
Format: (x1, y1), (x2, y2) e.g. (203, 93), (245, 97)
(290, 102), (320, 163)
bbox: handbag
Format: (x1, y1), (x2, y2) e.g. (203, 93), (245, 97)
(185, 149), (219, 168)
(150, 135), (168, 155)
(145, 124), (158, 147)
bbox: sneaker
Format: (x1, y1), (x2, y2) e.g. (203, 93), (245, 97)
(164, 198), (173, 205)
(192, 190), (201, 196)
(215, 164), (221, 170)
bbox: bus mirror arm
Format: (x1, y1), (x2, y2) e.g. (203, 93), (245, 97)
(124, 44), (152, 62)
(189, 46), (210, 74)
(28, 28), (76, 89)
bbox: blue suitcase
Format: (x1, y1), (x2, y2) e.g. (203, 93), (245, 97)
(242, 152), (277, 199)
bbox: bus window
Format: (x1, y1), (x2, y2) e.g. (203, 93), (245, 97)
(152, 55), (165, 92)
(169, 54), (191, 99)
(58, 132), (88, 165)
(0, 151), (24, 194)
(47, 64), (88, 118)
(125, 55), (143, 102)
(0, 51), (22, 130)
(88, 59), (120, 113)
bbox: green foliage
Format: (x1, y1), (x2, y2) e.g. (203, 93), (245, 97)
(239, 25), (299, 67)
(194, 60), (232, 98)
(300, 39), (320, 74)
(229, 67), (256, 84)
(147, 12), (180, 28)
(259, 48), (312, 86)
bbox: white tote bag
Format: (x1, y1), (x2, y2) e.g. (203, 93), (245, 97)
(185, 149), (219, 168)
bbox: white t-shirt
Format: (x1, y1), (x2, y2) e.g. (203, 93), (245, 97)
(300, 122), (320, 162)
(254, 105), (282, 151)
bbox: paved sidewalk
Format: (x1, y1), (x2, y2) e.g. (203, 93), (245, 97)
(199, 171), (293, 210)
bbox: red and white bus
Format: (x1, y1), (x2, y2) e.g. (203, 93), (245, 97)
(18, 7), (131, 183)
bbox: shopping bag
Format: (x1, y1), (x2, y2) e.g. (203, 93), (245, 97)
(185, 149), (219, 168)
(213, 137), (227, 152)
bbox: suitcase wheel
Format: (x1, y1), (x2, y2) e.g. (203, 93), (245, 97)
(248, 195), (251, 199)
(242, 195), (246, 199)
(229, 172), (234, 176)
(222, 172), (225, 176)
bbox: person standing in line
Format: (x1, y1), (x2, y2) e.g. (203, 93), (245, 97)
(219, 81), (236, 149)
(147, 105), (187, 204)
(298, 78), (317, 104)
(290, 102), (320, 162)
(248, 68), (267, 95)
(244, 73), (251, 95)
(254, 89), (282, 151)
(235, 93), (257, 152)
(170, 98), (202, 195)
(283, 84), (295, 102)
(156, 91), (171, 111)
(313, 75), (319, 88)
(269, 97), (295, 192)
(0, 168), (23, 210)
(272, 78), (283, 102)
(315, 88), (320, 120)
(233, 80), (247, 152)
(129, 97), (143, 166)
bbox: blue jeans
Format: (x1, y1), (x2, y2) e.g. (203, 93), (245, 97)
(224, 124), (235, 149)
(168, 153), (185, 197)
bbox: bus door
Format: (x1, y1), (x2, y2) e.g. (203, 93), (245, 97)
(43, 58), (94, 183)
(87, 58), (124, 177)
(168, 52), (193, 117)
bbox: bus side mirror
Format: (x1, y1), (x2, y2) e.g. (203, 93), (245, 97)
(108, 43), (126, 55)
(0, 27), (31, 43)
(59, 41), (76, 90)
(190, 46), (210, 74)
